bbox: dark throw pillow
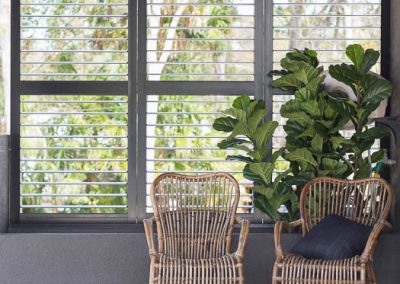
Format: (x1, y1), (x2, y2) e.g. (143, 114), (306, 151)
(291, 214), (373, 260)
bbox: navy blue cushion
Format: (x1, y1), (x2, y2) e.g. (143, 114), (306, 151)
(291, 214), (373, 260)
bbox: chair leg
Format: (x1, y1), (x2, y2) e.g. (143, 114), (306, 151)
(367, 263), (377, 284)
(272, 262), (279, 284)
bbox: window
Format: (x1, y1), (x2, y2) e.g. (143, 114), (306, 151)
(14, 0), (129, 221)
(10, 0), (385, 223)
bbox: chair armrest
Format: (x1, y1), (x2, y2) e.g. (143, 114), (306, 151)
(143, 217), (158, 261)
(234, 216), (250, 260)
(274, 219), (303, 261)
(361, 220), (392, 262)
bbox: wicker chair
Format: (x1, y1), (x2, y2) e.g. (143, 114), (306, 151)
(144, 173), (250, 283)
(272, 177), (392, 284)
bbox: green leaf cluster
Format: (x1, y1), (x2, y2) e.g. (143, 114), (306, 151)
(213, 96), (297, 221)
(328, 44), (393, 178)
(212, 45), (392, 222)
(273, 49), (353, 188)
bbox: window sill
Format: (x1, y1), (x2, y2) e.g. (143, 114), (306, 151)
(8, 223), (275, 234)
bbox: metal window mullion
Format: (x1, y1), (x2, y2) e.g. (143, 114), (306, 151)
(10, 0), (21, 224)
(136, 0), (148, 222)
(144, 81), (254, 95)
(127, 0), (138, 223)
(255, 0), (273, 223)
(20, 81), (128, 95)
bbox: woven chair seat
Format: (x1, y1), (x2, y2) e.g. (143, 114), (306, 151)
(154, 254), (242, 283)
(277, 254), (363, 283)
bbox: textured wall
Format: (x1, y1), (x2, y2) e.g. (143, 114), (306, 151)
(0, 135), (8, 232)
(0, 233), (398, 284)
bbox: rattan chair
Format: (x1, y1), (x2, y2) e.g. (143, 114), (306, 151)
(273, 177), (393, 284)
(144, 173), (250, 283)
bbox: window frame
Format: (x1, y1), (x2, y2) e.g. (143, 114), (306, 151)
(8, 0), (390, 226)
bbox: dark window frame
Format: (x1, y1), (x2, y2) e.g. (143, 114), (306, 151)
(8, 0), (391, 228)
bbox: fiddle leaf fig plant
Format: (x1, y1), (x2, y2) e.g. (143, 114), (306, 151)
(328, 44), (393, 178)
(272, 49), (352, 187)
(212, 96), (298, 221)
(212, 45), (392, 222)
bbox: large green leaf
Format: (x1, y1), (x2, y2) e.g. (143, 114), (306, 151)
(224, 108), (247, 123)
(246, 99), (265, 117)
(255, 120), (279, 149)
(272, 147), (285, 164)
(232, 144), (253, 153)
(371, 149), (385, 163)
(213, 117), (237, 132)
(329, 64), (360, 88)
(226, 155), (254, 163)
(306, 76), (324, 96)
(362, 75), (392, 105)
(346, 44), (365, 71)
(272, 74), (303, 90)
(248, 162), (275, 185)
(357, 127), (390, 142)
(217, 138), (250, 149)
(285, 148), (318, 167)
(248, 108), (268, 133)
(311, 134), (323, 154)
(301, 100), (320, 117)
(283, 121), (305, 137)
(253, 196), (278, 221)
(280, 100), (302, 115)
(284, 112), (313, 126)
(243, 164), (262, 183)
(360, 49), (380, 74)
(320, 158), (348, 177)
(354, 159), (371, 179)
(252, 186), (274, 198)
(248, 148), (269, 162)
(330, 136), (354, 150)
(232, 96), (250, 110)
(281, 58), (319, 81)
(228, 122), (249, 139)
(284, 175), (311, 187)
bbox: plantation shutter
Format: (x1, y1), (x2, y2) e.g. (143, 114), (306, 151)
(141, 0), (259, 217)
(18, 0), (129, 216)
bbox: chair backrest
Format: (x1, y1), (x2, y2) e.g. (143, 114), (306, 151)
(150, 173), (240, 259)
(300, 177), (392, 234)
